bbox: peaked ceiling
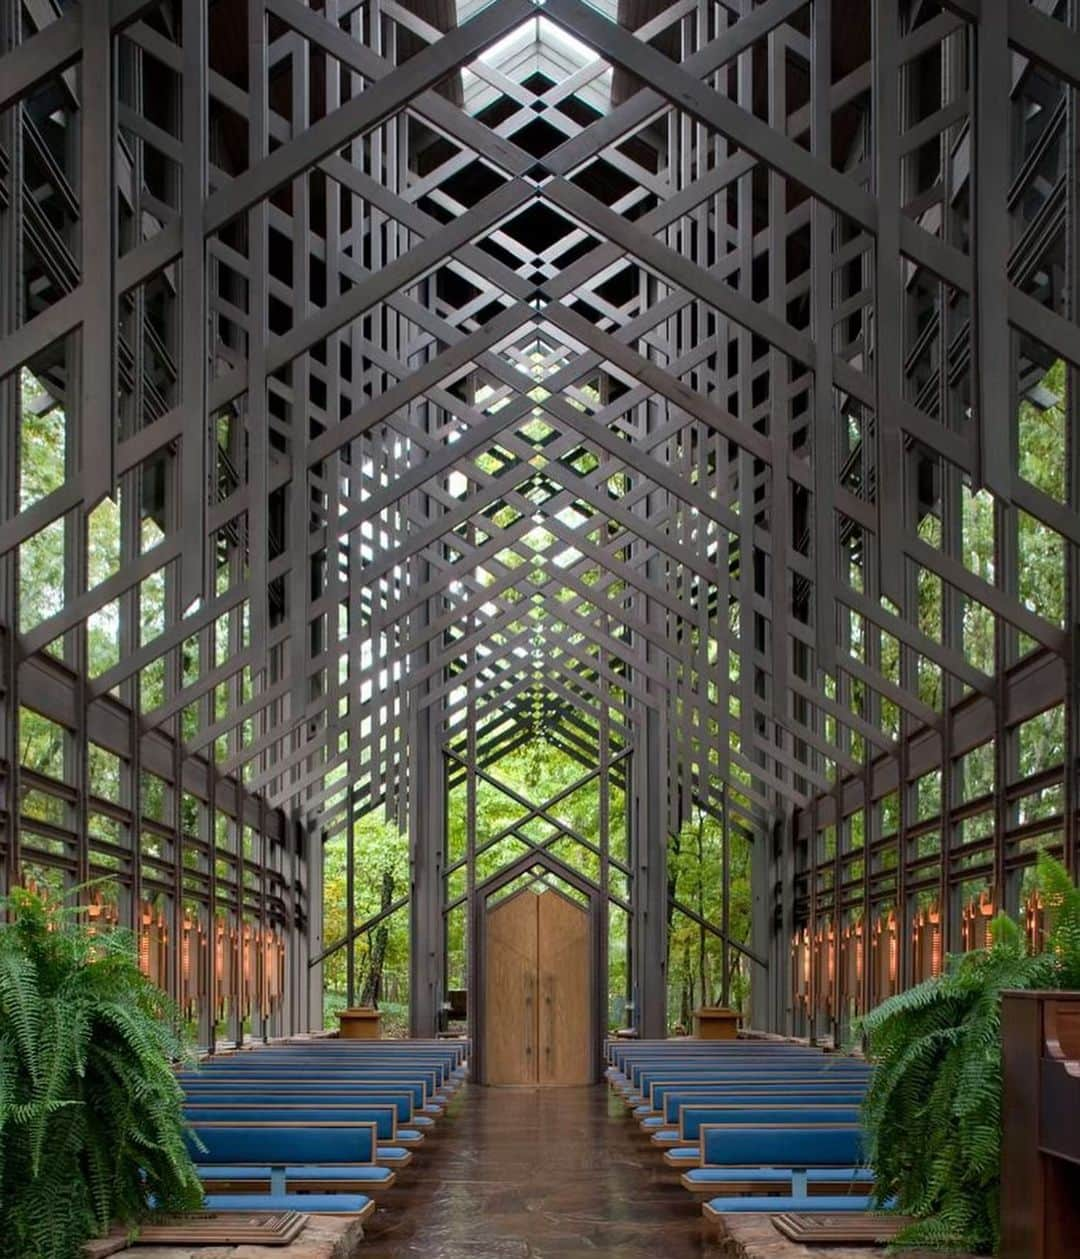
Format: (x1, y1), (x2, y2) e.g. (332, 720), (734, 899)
(3, 0), (1078, 851)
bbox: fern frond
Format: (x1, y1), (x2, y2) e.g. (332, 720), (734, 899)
(861, 867), (1080, 1257)
(0, 886), (202, 1258)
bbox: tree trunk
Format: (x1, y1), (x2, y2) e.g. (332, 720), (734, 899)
(665, 829), (680, 1010)
(360, 869), (395, 1006)
(679, 938), (694, 1028)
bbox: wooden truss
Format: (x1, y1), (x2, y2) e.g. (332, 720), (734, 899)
(1, 0), (1078, 1034)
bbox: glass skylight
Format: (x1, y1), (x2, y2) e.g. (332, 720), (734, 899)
(459, 16), (613, 116)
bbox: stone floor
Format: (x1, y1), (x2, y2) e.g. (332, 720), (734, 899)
(360, 1084), (959, 1259)
(362, 1082), (715, 1258)
(94, 1083), (974, 1259)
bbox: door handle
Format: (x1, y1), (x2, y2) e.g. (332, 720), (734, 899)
(524, 972), (535, 1059)
(544, 974), (555, 1066)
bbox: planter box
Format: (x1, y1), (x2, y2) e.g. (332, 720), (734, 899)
(694, 1006), (740, 1040)
(337, 1006), (382, 1039)
(84, 1213), (366, 1258)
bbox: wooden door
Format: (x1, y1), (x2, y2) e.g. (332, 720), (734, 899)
(537, 889), (592, 1085)
(483, 887), (592, 1086)
(484, 890), (539, 1086)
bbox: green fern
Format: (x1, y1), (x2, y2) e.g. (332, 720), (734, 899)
(0, 885), (203, 1259)
(856, 855), (1080, 1254)
(1037, 853), (1080, 987)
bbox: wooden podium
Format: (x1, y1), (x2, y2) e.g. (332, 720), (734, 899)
(1001, 990), (1080, 1258)
(694, 1006), (740, 1039)
(337, 1006), (382, 1039)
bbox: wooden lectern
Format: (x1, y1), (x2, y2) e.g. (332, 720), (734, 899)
(337, 1006), (382, 1039)
(694, 1006), (740, 1039)
(1000, 990), (1080, 1258)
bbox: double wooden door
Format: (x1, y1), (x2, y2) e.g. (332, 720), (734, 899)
(483, 887), (592, 1086)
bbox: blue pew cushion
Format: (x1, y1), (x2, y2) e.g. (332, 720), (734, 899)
(202, 1193), (374, 1217)
(703, 1194), (881, 1217)
(195, 1164), (393, 1184)
(685, 1167), (873, 1187)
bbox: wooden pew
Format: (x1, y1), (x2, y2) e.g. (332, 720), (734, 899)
(247, 1050), (463, 1087)
(644, 1090), (866, 1140)
(691, 1126), (879, 1218)
(186, 1122), (388, 1213)
(180, 1077), (437, 1127)
(607, 1050), (827, 1089)
(178, 1068), (444, 1111)
(183, 1088), (422, 1136)
(1001, 991), (1080, 1259)
(653, 1105), (862, 1164)
(636, 1075), (868, 1118)
(683, 1165), (874, 1197)
(611, 1046), (826, 1079)
(624, 1063), (870, 1106)
(195, 1061), (450, 1098)
(183, 1104), (417, 1163)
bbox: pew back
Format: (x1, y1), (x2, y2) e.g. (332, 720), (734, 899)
(185, 1104), (399, 1140)
(677, 1104), (860, 1141)
(659, 1089), (866, 1123)
(189, 1121), (379, 1167)
(700, 1123), (864, 1169)
(183, 1089), (415, 1122)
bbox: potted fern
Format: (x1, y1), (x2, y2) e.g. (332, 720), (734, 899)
(0, 884), (203, 1259)
(857, 854), (1080, 1253)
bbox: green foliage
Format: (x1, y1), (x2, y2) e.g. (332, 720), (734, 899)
(447, 737), (627, 1018)
(857, 855), (1080, 1253)
(0, 885), (203, 1259)
(666, 808), (753, 1030)
(322, 814), (409, 1030)
(17, 369), (155, 678)
(911, 366), (1069, 680)
(1039, 853), (1080, 988)
(322, 743), (754, 1033)
(1017, 359), (1067, 503)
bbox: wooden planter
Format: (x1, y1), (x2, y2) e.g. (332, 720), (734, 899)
(1001, 990), (1080, 1259)
(337, 1006), (382, 1039)
(693, 1006), (740, 1039)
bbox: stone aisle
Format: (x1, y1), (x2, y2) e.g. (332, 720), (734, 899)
(361, 1083), (972, 1259)
(361, 1083), (717, 1259)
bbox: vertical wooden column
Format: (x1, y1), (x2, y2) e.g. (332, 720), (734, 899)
(409, 698), (444, 1037)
